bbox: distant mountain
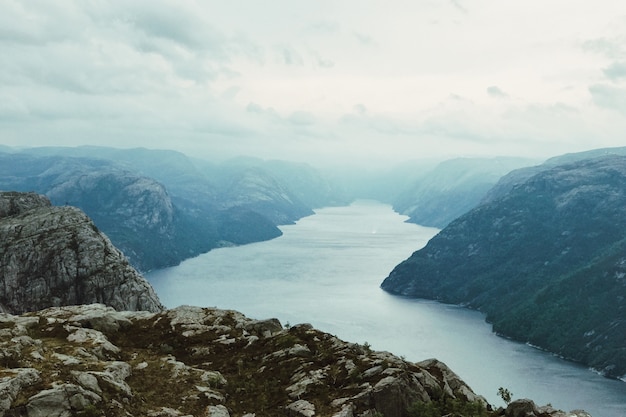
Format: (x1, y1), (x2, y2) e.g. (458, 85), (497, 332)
(482, 146), (626, 204)
(393, 157), (537, 228)
(0, 146), (347, 270)
(0, 151), (281, 271)
(382, 155), (626, 379)
(0, 191), (163, 314)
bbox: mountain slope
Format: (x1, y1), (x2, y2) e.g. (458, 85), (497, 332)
(0, 152), (282, 271)
(393, 157), (536, 228)
(0, 192), (163, 314)
(381, 155), (626, 378)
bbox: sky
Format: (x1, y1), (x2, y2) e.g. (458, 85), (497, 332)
(1, 0), (626, 167)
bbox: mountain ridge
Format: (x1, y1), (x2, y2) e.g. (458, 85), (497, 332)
(0, 191), (163, 314)
(381, 155), (626, 379)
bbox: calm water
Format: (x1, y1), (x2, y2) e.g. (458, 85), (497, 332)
(147, 200), (626, 416)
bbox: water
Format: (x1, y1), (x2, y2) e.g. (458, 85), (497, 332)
(147, 200), (626, 416)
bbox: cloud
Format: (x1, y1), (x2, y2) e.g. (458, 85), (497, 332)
(589, 84), (626, 112)
(276, 45), (304, 66)
(487, 86), (509, 99)
(288, 111), (316, 126)
(603, 62), (626, 81)
(353, 104), (367, 115)
(1, 1), (626, 166)
(583, 37), (626, 59)
(353, 32), (375, 46)
(450, 0), (468, 14)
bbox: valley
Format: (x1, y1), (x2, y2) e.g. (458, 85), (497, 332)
(147, 201), (626, 417)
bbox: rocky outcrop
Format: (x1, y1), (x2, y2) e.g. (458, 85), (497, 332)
(0, 304), (587, 417)
(382, 155), (626, 378)
(0, 192), (163, 314)
(500, 399), (591, 417)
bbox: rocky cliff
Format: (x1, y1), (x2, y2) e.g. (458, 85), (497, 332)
(381, 155), (626, 378)
(0, 152), (284, 271)
(392, 157), (535, 228)
(0, 304), (589, 417)
(0, 147), (349, 271)
(0, 192), (163, 314)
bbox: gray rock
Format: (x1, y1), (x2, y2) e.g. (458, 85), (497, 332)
(26, 383), (101, 417)
(244, 318), (283, 338)
(0, 368), (41, 415)
(0, 191), (50, 218)
(0, 192), (163, 314)
(505, 399), (540, 417)
(204, 404), (230, 417)
(286, 399), (316, 417)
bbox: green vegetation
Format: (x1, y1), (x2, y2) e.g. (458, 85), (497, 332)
(382, 156), (626, 378)
(497, 387), (513, 405)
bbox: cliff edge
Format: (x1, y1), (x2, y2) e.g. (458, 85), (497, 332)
(0, 191), (163, 314)
(0, 304), (590, 417)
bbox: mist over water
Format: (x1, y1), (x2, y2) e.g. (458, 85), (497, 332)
(148, 200), (626, 416)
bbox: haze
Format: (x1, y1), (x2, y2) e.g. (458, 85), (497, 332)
(2, 1), (626, 167)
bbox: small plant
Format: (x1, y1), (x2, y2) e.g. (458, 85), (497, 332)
(497, 387), (513, 405)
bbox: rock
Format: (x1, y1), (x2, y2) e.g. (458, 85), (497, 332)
(205, 404), (230, 417)
(0, 191), (50, 218)
(0, 368), (41, 415)
(26, 383), (102, 417)
(0, 192), (163, 314)
(0, 304), (593, 417)
(331, 404), (354, 417)
(502, 400), (594, 417)
(244, 318), (283, 338)
(286, 399), (316, 417)
(505, 399), (539, 417)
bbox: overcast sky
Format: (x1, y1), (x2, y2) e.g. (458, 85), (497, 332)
(1, 1), (626, 167)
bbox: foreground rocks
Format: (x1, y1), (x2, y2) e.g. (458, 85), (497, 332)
(0, 191), (163, 314)
(0, 304), (590, 417)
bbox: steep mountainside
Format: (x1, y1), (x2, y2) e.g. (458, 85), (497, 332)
(482, 147), (626, 204)
(393, 157), (535, 228)
(20, 146), (346, 221)
(2, 146), (349, 270)
(0, 152), (283, 271)
(382, 155), (626, 379)
(0, 192), (163, 314)
(219, 167), (313, 224)
(0, 304), (589, 417)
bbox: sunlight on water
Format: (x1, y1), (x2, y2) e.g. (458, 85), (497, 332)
(148, 200), (626, 416)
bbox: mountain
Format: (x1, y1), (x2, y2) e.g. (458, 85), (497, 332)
(0, 303), (589, 417)
(381, 155), (626, 379)
(18, 146), (347, 220)
(482, 146), (626, 204)
(393, 157), (537, 228)
(0, 191), (163, 314)
(0, 150), (323, 271)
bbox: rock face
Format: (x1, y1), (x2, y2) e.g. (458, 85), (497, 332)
(0, 192), (163, 314)
(0, 304), (587, 417)
(381, 155), (626, 378)
(0, 147), (348, 271)
(393, 157), (535, 228)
